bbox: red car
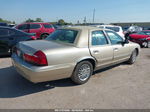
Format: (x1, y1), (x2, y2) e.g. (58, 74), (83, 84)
(129, 30), (150, 48)
(15, 22), (55, 39)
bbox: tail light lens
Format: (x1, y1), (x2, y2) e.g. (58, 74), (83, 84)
(23, 50), (48, 66)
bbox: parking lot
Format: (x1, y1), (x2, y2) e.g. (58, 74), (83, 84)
(0, 48), (150, 109)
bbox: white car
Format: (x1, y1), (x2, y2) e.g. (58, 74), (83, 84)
(94, 25), (125, 38)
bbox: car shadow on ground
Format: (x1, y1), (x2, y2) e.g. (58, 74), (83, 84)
(0, 55), (10, 58)
(93, 63), (123, 75)
(0, 63), (124, 98)
(0, 66), (76, 98)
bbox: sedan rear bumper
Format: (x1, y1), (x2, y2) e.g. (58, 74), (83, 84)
(11, 54), (74, 83)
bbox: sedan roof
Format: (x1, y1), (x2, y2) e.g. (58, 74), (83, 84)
(62, 26), (105, 31)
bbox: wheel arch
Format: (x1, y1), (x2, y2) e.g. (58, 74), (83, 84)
(76, 57), (97, 70)
(135, 48), (139, 56)
(40, 33), (49, 37)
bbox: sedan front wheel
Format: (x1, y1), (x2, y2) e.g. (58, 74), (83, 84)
(127, 49), (137, 64)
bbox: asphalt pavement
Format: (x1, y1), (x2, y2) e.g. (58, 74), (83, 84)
(0, 49), (150, 109)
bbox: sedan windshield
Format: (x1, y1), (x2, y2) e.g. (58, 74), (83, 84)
(143, 31), (150, 35)
(46, 29), (78, 44)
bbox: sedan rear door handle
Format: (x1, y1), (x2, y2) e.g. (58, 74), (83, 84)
(114, 48), (119, 51)
(93, 50), (99, 54)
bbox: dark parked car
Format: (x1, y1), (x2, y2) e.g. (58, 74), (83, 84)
(0, 26), (36, 56)
(0, 22), (8, 27)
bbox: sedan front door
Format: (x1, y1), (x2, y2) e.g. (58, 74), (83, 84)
(105, 30), (131, 62)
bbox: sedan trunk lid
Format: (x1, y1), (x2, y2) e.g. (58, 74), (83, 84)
(17, 40), (72, 55)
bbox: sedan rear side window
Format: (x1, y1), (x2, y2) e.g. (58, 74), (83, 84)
(92, 31), (108, 46)
(46, 29), (78, 44)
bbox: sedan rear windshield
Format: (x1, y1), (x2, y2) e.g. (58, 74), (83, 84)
(105, 27), (120, 32)
(45, 29), (78, 44)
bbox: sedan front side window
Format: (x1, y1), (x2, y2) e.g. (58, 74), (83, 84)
(106, 31), (123, 45)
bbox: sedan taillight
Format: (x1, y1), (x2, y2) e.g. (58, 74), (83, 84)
(23, 50), (48, 66)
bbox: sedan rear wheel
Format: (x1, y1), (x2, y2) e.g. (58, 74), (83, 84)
(71, 61), (93, 85)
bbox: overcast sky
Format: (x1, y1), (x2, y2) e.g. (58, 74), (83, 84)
(0, 0), (150, 24)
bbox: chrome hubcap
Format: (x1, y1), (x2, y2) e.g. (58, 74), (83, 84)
(143, 42), (148, 48)
(78, 64), (91, 81)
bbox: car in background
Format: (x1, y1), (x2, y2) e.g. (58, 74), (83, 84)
(0, 26), (36, 56)
(143, 27), (150, 30)
(15, 22), (55, 39)
(53, 24), (61, 29)
(12, 26), (140, 85)
(8, 24), (16, 27)
(95, 25), (124, 38)
(129, 30), (150, 48)
(124, 25), (143, 38)
(0, 22), (8, 27)
(122, 26), (129, 32)
(127, 25), (142, 33)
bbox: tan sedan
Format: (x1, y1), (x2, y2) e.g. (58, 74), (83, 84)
(12, 26), (140, 84)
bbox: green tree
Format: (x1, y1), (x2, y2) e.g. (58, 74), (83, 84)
(12, 21), (16, 24)
(58, 19), (65, 25)
(25, 18), (35, 22)
(35, 18), (43, 22)
(0, 18), (14, 24)
(0, 18), (3, 22)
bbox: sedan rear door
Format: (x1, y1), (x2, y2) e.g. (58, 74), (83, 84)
(89, 30), (114, 68)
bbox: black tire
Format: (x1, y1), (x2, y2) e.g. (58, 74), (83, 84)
(40, 34), (49, 39)
(0, 45), (10, 56)
(147, 41), (150, 48)
(71, 61), (93, 85)
(142, 41), (148, 48)
(127, 49), (137, 64)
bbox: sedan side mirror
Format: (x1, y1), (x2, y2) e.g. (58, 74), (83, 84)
(117, 39), (129, 46)
(124, 37), (129, 44)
